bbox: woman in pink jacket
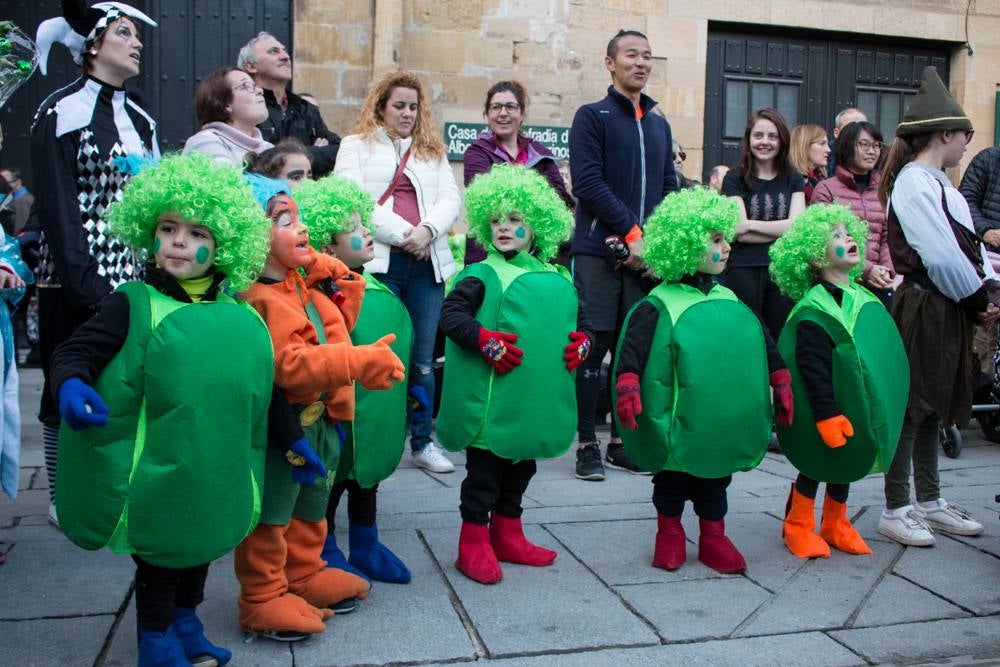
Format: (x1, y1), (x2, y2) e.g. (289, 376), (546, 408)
(811, 121), (894, 309)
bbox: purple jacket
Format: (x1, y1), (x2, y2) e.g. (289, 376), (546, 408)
(810, 166), (894, 284)
(462, 132), (575, 263)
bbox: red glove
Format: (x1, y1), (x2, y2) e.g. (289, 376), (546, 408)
(615, 372), (642, 430)
(563, 331), (592, 371)
(478, 328), (523, 373)
(816, 415), (854, 448)
(770, 369), (794, 428)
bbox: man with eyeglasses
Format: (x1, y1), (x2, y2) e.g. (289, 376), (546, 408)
(568, 29), (677, 481)
(828, 108), (867, 175)
(0, 168), (33, 236)
(237, 32), (340, 177)
(959, 145), (1000, 251)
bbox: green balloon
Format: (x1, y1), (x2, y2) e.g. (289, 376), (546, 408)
(16, 60), (32, 75)
(0, 39), (12, 56)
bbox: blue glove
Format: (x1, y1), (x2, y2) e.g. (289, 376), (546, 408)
(287, 437), (326, 486)
(58, 378), (109, 431)
(408, 385), (431, 421)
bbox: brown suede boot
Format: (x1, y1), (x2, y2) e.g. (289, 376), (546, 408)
(234, 522), (331, 635)
(285, 518), (371, 609)
(782, 484), (831, 559)
(819, 494), (872, 555)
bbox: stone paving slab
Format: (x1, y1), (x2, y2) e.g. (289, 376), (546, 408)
(0, 539), (133, 619)
(0, 615), (116, 666)
(893, 533), (1000, 615)
(616, 577), (771, 641)
(524, 475), (652, 507)
(0, 487), (47, 527)
(422, 524), (660, 657)
(853, 573), (969, 628)
(489, 631), (865, 666)
(376, 485), (462, 515)
(830, 616), (1000, 664)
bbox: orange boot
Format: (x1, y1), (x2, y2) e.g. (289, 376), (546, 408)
(782, 484), (831, 558)
(819, 494), (872, 555)
(285, 518), (371, 609)
(234, 522), (332, 635)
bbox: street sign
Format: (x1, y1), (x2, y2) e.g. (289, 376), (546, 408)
(443, 121), (570, 161)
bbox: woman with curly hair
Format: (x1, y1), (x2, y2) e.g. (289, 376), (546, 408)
(612, 186), (792, 575)
(48, 153), (276, 665)
(334, 69), (460, 474)
(770, 204), (908, 559)
(436, 165), (591, 584)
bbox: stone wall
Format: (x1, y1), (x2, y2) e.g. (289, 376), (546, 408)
(294, 0), (1000, 182)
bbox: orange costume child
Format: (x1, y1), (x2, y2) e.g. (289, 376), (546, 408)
(234, 176), (405, 641)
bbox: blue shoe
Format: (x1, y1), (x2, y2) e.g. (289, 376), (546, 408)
(348, 522), (411, 584)
(172, 606), (232, 666)
(137, 625), (188, 667)
(321, 530), (369, 581)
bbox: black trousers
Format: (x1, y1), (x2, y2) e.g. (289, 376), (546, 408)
(652, 470), (731, 521)
(460, 447), (536, 525)
(38, 286), (96, 425)
(131, 556), (209, 631)
(574, 329), (618, 443)
(795, 473), (849, 503)
(325, 479), (377, 529)
(721, 265), (793, 341)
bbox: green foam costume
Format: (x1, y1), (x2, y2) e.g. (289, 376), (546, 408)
(57, 282), (274, 568)
(776, 282), (908, 484)
(437, 251), (577, 459)
(612, 282), (772, 477)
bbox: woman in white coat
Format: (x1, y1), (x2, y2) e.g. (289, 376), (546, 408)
(335, 69), (460, 473)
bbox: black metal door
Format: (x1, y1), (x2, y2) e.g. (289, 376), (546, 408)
(1, 0), (291, 187)
(703, 26), (951, 180)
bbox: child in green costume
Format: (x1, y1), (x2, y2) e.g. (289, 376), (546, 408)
(50, 153), (277, 666)
(613, 187), (793, 574)
(294, 174), (416, 584)
(438, 165), (592, 584)
(770, 204), (908, 558)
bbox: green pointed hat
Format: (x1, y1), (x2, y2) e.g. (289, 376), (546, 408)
(895, 66), (971, 137)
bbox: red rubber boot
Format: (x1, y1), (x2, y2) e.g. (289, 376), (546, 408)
(698, 518), (747, 574)
(489, 514), (557, 566)
(652, 513), (686, 571)
(455, 521), (503, 584)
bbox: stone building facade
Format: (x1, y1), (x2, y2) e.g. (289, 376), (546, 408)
(294, 0), (1000, 182)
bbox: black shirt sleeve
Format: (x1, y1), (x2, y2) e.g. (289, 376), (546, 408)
(616, 301), (659, 377)
(756, 312), (787, 375)
(49, 292), (130, 397)
(439, 276), (486, 351)
(795, 320), (840, 420)
(268, 385), (304, 452)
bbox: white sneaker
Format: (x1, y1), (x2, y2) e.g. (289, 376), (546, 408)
(914, 499), (984, 536)
(412, 443), (455, 473)
(47, 503), (59, 529)
(878, 506), (935, 546)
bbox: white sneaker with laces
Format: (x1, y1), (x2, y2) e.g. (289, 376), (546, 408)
(412, 442), (455, 473)
(914, 499), (984, 536)
(877, 505), (935, 546)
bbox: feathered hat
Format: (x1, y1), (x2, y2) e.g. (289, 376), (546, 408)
(35, 1), (156, 75)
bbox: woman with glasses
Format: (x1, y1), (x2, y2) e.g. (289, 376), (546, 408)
(811, 121), (894, 308)
(463, 81), (574, 264)
(183, 68), (273, 167)
(335, 70), (460, 474)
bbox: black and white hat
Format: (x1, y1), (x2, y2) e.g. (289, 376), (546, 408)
(35, 1), (156, 75)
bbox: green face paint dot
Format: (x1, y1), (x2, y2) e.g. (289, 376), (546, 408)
(153, 238), (161, 254)
(195, 246), (210, 264)
(835, 246), (846, 258)
(711, 252), (721, 262)
(514, 227), (526, 239)
(350, 236), (364, 251)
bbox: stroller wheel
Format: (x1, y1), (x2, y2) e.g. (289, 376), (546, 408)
(978, 409), (1000, 443)
(940, 424), (962, 458)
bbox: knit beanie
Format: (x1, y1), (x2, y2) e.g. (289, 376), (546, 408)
(895, 66), (971, 137)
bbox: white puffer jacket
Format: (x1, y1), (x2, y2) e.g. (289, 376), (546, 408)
(334, 128), (459, 282)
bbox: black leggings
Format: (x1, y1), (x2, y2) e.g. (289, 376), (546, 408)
(721, 265), (793, 341)
(652, 471), (731, 521)
(794, 473), (849, 503)
(575, 330), (618, 443)
(460, 447), (536, 525)
(132, 556), (209, 631)
(325, 479), (377, 529)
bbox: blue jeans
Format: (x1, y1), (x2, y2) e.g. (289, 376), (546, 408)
(373, 253), (444, 452)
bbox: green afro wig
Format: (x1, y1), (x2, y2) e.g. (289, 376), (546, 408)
(108, 152), (270, 292)
(293, 175), (375, 251)
(463, 164), (572, 262)
(643, 186), (739, 282)
(769, 203), (869, 301)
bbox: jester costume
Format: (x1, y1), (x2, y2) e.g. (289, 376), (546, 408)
(437, 165), (590, 584)
(612, 187), (791, 574)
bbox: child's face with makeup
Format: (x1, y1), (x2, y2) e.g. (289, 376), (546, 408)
(696, 231), (730, 275)
(825, 223), (860, 270)
(153, 214), (216, 280)
(278, 154), (312, 189)
(323, 215), (374, 268)
(268, 195), (311, 269)
(490, 211), (532, 254)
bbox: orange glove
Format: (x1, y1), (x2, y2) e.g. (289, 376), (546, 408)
(816, 415), (853, 448)
(348, 334), (406, 390)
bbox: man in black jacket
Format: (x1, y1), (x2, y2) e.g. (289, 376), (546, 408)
(237, 32), (340, 177)
(960, 146), (1000, 251)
